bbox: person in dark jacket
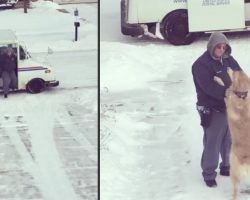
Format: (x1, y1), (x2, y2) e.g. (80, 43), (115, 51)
(192, 32), (241, 188)
(1, 47), (17, 98)
(0, 51), (3, 78)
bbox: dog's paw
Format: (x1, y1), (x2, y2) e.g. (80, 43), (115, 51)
(225, 88), (231, 98)
(214, 76), (225, 86)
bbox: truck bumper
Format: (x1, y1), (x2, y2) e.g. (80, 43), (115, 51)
(46, 80), (59, 87)
(121, 0), (144, 36)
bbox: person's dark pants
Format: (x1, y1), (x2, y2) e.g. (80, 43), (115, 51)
(201, 111), (231, 181)
(2, 71), (17, 95)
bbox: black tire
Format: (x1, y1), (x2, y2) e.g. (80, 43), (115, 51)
(26, 79), (45, 94)
(161, 10), (196, 45)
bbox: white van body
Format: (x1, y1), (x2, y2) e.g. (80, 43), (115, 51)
(121, 0), (250, 45)
(0, 0), (18, 7)
(0, 30), (59, 94)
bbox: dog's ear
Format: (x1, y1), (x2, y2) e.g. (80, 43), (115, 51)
(233, 71), (239, 85)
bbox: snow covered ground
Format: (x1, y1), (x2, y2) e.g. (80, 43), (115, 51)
(0, 1), (97, 200)
(100, 0), (250, 200)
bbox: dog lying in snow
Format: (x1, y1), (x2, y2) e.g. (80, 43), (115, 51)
(220, 69), (250, 200)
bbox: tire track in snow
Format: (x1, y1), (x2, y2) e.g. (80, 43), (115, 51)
(0, 104), (80, 200)
(0, 95), (97, 200)
(54, 104), (97, 200)
(22, 104), (80, 200)
(0, 116), (43, 199)
(56, 105), (96, 158)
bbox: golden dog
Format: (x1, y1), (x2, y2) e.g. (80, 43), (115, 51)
(223, 69), (250, 200)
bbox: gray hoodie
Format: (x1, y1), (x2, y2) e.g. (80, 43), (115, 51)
(207, 32), (232, 59)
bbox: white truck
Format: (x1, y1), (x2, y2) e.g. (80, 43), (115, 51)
(0, 0), (18, 7)
(0, 30), (59, 94)
(121, 0), (250, 45)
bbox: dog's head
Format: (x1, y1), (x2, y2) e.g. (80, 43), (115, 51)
(227, 70), (250, 101)
(231, 70), (250, 99)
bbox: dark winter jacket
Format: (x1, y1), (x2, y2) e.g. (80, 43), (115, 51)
(1, 54), (16, 72)
(0, 54), (4, 75)
(192, 32), (241, 110)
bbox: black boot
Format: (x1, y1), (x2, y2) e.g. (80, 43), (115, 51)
(205, 180), (217, 187)
(220, 166), (230, 176)
(4, 94), (8, 98)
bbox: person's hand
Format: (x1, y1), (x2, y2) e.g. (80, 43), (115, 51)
(214, 76), (225, 86)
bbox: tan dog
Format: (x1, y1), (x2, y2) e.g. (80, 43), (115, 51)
(224, 69), (250, 200)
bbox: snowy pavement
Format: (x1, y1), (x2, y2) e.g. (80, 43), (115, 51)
(100, 61), (201, 200)
(0, 1), (97, 200)
(0, 49), (97, 200)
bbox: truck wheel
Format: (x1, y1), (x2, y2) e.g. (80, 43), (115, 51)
(161, 10), (196, 45)
(26, 79), (45, 94)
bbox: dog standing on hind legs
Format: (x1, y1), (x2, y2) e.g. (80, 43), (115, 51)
(224, 69), (250, 200)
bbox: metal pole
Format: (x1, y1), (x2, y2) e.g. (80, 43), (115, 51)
(74, 8), (80, 42)
(24, 0), (27, 13)
(75, 24), (78, 41)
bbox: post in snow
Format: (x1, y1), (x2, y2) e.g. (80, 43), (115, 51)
(24, 0), (28, 13)
(74, 8), (80, 41)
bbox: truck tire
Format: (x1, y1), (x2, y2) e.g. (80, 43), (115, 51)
(26, 78), (45, 94)
(161, 10), (196, 45)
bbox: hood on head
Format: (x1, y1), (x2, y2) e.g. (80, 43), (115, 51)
(207, 32), (232, 59)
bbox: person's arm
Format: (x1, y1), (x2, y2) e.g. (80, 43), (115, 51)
(229, 56), (242, 71)
(193, 62), (227, 100)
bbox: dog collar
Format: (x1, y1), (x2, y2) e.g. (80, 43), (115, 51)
(233, 91), (248, 99)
